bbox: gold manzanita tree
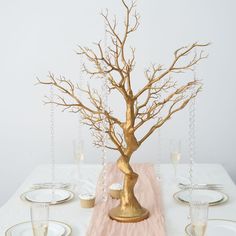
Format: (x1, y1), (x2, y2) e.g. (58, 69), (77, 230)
(39, 0), (208, 222)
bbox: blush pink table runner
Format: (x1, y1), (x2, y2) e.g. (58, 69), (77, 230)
(86, 163), (166, 236)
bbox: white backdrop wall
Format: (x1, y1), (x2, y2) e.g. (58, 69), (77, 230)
(0, 0), (236, 206)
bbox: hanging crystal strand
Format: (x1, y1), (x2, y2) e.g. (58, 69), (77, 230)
(189, 96), (196, 188)
(100, 25), (109, 202)
(188, 68), (197, 218)
(78, 57), (84, 152)
(101, 84), (108, 202)
(157, 130), (162, 160)
(75, 57), (85, 194)
(156, 130), (162, 180)
(50, 84), (56, 202)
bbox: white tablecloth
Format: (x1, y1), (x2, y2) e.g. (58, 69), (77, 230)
(0, 164), (236, 235)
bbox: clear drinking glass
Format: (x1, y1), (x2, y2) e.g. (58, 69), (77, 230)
(73, 140), (85, 193)
(190, 201), (209, 236)
(170, 139), (181, 179)
(30, 203), (49, 236)
(74, 140), (84, 166)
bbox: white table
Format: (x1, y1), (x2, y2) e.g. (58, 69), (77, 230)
(0, 164), (236, 235)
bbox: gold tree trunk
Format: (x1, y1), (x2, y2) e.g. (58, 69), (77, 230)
(108, 97), (149, 222)
(108, 156), (149, 222)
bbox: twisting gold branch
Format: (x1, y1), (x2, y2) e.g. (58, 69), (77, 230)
(38, 0), (209, 158)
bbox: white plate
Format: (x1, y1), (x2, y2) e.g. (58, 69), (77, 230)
(185, 219), (236, 236)
(174, 189), (228, 205)
(5, 220), (72, 236)
(22, 189), (73, 204)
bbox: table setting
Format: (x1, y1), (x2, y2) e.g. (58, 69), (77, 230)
(1, 163), (236, 236)
(5, 202), (72, 236)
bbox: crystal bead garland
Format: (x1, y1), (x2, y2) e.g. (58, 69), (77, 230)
(188, 70), (197, 205)
(50, 84), (56, 202)
(75, 56), (85, 194)
(156, 130), (162, 180)
(100, 25), (109, 202)
(100, 81), (108, 202)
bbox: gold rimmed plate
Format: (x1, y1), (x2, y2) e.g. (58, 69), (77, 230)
(5, 220), (72, 236)
(21, 188), (74, 205)
(173, 189), (228, 206)
(185, 219), (236, 236)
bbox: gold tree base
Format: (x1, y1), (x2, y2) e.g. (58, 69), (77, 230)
(109, 206), (149, 223)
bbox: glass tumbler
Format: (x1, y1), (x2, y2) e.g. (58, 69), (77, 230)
(30, 203), (49, 236)
(190, 201), (209, 236)
(169, 139), (181, 179)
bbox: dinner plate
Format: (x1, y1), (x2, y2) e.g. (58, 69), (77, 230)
(174, 189), (228, 206)
(21, 188), (74, 205)
(185, 219), (236, 236)
(5, 220), (72, 236)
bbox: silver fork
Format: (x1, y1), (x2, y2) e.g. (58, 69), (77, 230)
(179, 183), (224, 190)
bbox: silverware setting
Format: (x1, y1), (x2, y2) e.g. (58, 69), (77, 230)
(31, 182), (72, 190)
(178, 183), (224, 190)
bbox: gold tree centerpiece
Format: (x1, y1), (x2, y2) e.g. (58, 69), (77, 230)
(39, 0), (208, 223)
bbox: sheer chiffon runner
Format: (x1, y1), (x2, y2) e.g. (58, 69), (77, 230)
(86, 163), (166, 236)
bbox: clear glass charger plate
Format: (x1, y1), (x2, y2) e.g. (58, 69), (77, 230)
(173, 189), (228, 206)
(21, 188), (74, 205)
(185, 219), (236, 236)
(5, 220), (72, 236)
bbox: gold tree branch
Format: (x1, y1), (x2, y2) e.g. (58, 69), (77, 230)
(38, 0), (209, 161)
(134, 80), (201, 131)
(38, 73), (122, 128)
(134, 42), (210, 99)
(138, 85), (201, 146)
